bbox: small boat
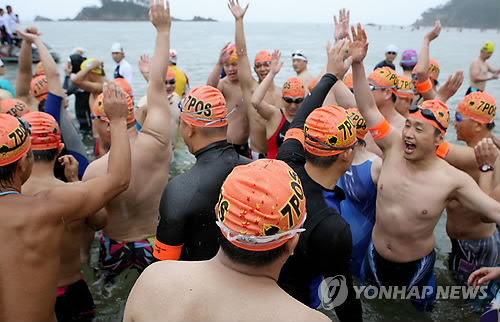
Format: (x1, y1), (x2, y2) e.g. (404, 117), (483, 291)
(0, 37), (60, 63)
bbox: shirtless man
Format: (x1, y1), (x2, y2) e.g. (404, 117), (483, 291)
(437, 92), (500, 285)
(207, 42), (250, 155)
(137, 57), (180, 147)
(22, 112), (101, 321)
(229, 0), (284, 157)
(0, 82), (131, 321)
(15, 27), (44, 111)
(124, 159), (329, 322)
(292, 49), (314, 89)
(349, 24), (500, 311)
(467, 41), (500, 95)
(82, 0), (173, 280)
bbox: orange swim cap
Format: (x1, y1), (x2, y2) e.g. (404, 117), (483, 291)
(0, 99), (32, 118)
(428, 58), (440, 81)
(343, 72), (353, 89)
(282, 77), (305, 98)
(304, 105), (357, 157)
(227, 44), (238, 62)
(30, 75), (49, 102)
(181, 85), (228, 128)
(412, 59), (440, 82)
(409, 100), (449, 134)
(368, 67), (399, 95)
(23, 112), (61, 151)
(113, 78), (133, 98)
(396, 75), (414, 99)
(166, 67), (176, 80)
(254, 50), (271, 65)
(346, 108), (367, 140)
(0, 114), (31, 166)
(92, 92), (135, 124)
(308, 77), (318, 92)
(35, 62), (45, 77)
(216, 159), (306, 251)
(457, 92), (496, 124)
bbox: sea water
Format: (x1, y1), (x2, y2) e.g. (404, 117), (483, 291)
(4, 20), (500, 321)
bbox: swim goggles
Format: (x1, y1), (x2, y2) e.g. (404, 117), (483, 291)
(255, 61), (271, 68)
(165, 79), (176, 85)
(369, 84), (396, 91)
(454, 112), (472, 123)
(282, 97), (304, 104)
(408, 105), (447, 131)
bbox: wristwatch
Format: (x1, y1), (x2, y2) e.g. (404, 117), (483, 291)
(480, 164), (494, 172)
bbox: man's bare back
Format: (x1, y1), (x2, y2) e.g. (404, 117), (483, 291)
(124, 259), (328, 322)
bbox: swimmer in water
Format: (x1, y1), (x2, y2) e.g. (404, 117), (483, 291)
(251, 50), (305, 159)
(349, 23), (500, 311)
(22, 112), (102, 321)
(467, 41), (500, 95)
(0, 81), (131, 321)
(154, 85), (250, 262)
(206, 42), (251, 157)
(291, 49), (314, 91)
(82, 0), (175, 281)
(276, 39), (363, 321)
(229, 0), (284, 158)
(125, 158), (330, 322)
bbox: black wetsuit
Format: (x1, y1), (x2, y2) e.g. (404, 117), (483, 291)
(276, 73), (363, 321)
(63, 54), (92, 132)
(155, 140), (251, 261)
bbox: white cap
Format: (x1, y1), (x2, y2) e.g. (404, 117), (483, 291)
(291, 49), (307, 61)
(385, 44), (398, 54)
(169, 49), (177, 64)
(111, 43), (124, 53)
(71, 47), (85, 56)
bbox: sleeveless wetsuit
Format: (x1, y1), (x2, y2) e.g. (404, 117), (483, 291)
(44, 92), (89, 178)
(155, 140), (251, 261)
(336, 156), (377, 278)
(267, 113), (290, 159)
(277, 73), (362, 322)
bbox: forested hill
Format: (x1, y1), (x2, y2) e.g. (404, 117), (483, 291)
(413, 0), (500, 29)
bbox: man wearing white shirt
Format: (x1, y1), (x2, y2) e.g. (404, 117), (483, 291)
(111, 42), (133, 88)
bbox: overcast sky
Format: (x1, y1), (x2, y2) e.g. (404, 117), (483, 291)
(11, 0), (450, 25)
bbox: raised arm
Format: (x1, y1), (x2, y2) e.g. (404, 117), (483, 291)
(251, 50), (282, 121)
(435, 71), (464, 103)
(207, 42), (231, 89)
(42, 82), (131, 224)
(138, 54), (151, 82)
(71, 60), (104, 95)
(18, 29), (64, 97)
(350, 24), (399, 153)
(229, 0), (254, 90)
(15, 27), (35, 100)
(140, 0), (171, 146)
(415, 20), (440, 100)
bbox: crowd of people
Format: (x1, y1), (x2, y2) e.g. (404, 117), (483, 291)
(1, 0), (500, 321)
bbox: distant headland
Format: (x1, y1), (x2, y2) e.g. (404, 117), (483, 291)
(413, 0), (499, 29)
(35, 0), (217, 22)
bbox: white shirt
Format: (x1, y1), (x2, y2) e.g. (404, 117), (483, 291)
(114, 58), (133, 87)
(5, 13), (18, 35)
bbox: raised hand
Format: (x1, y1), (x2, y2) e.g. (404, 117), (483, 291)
(59, 155), (79, 182)
(468, 266), (500, 288)
(425, 20), (441, 42)
(348, 23), (369, 64)
(102, 81), (128, 122)
(326, 39), (352, 79)
(334, 8), (350, 42)
(16, 28), (41, 43)
(475, 138), (498, 167)
(149, 0), (171, 32)
(436, 71), (464, 103)
(270, 50), (283, 75)
(228, 0), (248, 20)
(218, 42), (232, 65)
(63, 61), (72, 76)
(138, 54), (151, 75)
